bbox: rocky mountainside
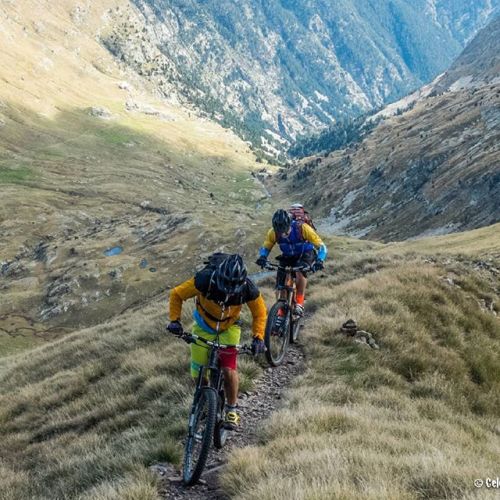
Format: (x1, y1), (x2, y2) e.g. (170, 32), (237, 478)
(98, 0), (498, 156)
(275, 16), (500, 241)
(434, 13), (500, 91)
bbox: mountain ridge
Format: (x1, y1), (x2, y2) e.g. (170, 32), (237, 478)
(276, 15), (500, 241)
(99, 0), (498, 155)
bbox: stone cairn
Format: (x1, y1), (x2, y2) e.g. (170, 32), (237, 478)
(340, 319), (379, 349)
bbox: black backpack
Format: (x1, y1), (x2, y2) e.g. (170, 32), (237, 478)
(198, 252), (231, 274)
(195, 252), (259, 308)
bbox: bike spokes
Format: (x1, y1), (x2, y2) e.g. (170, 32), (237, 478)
(291, 313), (303, 343)
(214, 387), (228, 448)
(264, 302), (290, 366)
(183, 388), (217, 485)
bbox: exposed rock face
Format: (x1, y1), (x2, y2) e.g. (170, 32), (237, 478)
(88, 106), (113, 119)
(434, 14), (500, 91)
(98, 0), (497, 155)
(279, 16), (500, 241)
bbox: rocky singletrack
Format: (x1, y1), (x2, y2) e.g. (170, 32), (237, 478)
(152, 343), (306, 499)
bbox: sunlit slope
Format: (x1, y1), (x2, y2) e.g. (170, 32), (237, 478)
(223, 224), (500, 499)
(385, 222), (500, 257)
(0, 0), (270, 353)
(0, 223), (498, 499)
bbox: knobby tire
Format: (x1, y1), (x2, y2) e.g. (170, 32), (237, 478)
(264, 301), (289, 366)
(183, 387), (218, 485)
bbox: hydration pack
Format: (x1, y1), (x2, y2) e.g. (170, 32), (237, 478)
(198, 252), (231, 273)
(289, 204), (316, 230)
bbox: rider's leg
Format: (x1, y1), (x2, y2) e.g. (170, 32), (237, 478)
(295, 251), (315, 308)
(190, 334), (209, 379)
(223, 367), (239, 405)
(218, 325), (241, 406)
(218, 327), (241, 428)
(296, 271), (307, 305)
(276, 265), (287, 301)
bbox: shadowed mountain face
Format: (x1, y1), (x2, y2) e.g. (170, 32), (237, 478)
(99, 0), (497, 155)
(277, 16), (500, 241)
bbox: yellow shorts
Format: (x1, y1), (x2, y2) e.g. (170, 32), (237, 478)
(190, 323), (241, 377)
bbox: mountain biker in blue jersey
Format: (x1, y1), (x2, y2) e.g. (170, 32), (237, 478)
(256, 207), (327, 316)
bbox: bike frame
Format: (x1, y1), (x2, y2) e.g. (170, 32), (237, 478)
(182, 331), (252, 485)
(276, 268), (297, 308)
(262, 260), (312, 360)
(185, 331), (252, 405)
(266, 261), (311, 310)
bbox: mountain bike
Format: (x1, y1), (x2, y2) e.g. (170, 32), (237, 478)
(179, 331), (252, 486)
(263, 260), (312, 366)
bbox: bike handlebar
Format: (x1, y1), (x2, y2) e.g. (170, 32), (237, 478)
(263, 261), (313, 273)
(179, 332), (254, 354)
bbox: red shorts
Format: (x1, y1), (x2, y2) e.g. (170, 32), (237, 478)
(218, 347), (238, 370)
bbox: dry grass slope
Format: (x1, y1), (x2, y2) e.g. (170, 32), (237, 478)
(0, 225), (498, 499)
(222, 225), (500, 499)
(0, 296), (261, 500)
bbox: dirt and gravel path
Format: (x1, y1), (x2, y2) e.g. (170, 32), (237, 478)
(152, 343), (306, 499)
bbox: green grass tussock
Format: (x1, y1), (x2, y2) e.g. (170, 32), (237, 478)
(0, 165), (32, 184)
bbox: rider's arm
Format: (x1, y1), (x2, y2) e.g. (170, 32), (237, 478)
(301, 224), (328, 261)
(169, 277), (198, 321)
(258, 228), (277, 258)
(247, 293), (267, 340)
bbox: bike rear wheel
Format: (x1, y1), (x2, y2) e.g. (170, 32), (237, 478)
(290, 315), (303, 343)
(183, 387), (217, 485)
(264, 301), (290, 366)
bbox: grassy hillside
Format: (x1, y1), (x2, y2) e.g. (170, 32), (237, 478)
(0, 0), (272, 355)
(0, 293), (262, 500)
(1, 224), (498, 499)
(223, 224), (500, 499)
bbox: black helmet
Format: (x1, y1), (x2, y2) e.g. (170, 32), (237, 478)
(272, 209), (291, 234)
(216, 254), (248, 294)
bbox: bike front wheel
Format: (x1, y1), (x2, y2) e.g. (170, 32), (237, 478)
(183, 387), (217, 485)
(264, 301), (290, 366)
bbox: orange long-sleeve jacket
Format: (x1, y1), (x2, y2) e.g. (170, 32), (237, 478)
(169, 274), (267, 340)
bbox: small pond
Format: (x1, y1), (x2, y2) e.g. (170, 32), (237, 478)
(103, 246), (123, 257)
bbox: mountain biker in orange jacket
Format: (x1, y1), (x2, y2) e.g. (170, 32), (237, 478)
(256, 208), (327, 316)
(167, 254), (267, 429)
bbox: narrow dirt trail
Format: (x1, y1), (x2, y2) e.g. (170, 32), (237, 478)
(153, 343), (306, 499)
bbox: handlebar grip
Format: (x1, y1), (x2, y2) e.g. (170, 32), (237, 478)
(181, 333), (194, 344)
